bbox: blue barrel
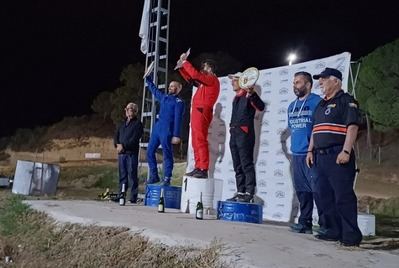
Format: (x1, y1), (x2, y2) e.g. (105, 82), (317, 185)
(217, 201), (263, 224)
(145, 184), (181, 209)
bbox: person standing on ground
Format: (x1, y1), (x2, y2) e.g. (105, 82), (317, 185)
(114, 102), (143, 203)
(306, 67), (362, 247)
(287, 71), (324, 234)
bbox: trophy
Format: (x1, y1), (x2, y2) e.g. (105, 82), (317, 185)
(239, 67), (259, 89)
(174, 48), (191, 70)
(143, 61), (155, 79)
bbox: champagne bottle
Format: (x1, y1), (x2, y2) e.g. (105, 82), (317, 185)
(158, 188), (165, 213)
(119, 183), (126, 206)
(196, 192), (204, 220)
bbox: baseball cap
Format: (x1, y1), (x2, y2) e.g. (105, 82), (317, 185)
(228, 72), (242, 79)
(313, 67), (342, 81)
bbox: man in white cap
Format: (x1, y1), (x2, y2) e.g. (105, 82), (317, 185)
(226, 72), (265, 202)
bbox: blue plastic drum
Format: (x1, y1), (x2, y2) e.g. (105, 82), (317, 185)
(217, 200), (263, 224)
(145, 184), (181, 209)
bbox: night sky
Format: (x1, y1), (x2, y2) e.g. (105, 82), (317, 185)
(1, 0), (398, 137)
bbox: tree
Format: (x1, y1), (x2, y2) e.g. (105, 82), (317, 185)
(96, 63), (144, 125)
(91, 91), (112, 120)
(357, 38), (399, 132)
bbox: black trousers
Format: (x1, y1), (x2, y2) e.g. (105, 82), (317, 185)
(229, 127), (256, 195)
(313, 146), (362, 244)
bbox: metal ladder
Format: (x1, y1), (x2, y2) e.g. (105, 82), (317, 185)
(140, 0), (170, 180)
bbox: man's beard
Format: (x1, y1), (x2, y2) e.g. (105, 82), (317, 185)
(294, 86), (307, 98)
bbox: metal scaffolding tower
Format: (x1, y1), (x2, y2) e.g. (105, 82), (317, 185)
(140, 0), (170, 180)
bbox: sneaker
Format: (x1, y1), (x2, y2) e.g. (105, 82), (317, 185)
(192, 169), (208, 178)
(226, 192), (245, 202)
(162, 177), (171, 186)
(237, 193), (254, 203)
(185, 168), (198, 176)
(290, 223), (313, 234)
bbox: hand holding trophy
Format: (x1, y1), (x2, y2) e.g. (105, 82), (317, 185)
(239, 67), (259, 93)
(174, 48), (191, 70)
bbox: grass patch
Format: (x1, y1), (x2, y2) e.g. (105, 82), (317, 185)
(0, 192), (228, 267)
(0, 194), (30, 236)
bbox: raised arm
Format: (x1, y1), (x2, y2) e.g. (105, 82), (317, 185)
(181, 60), (217, 86)
(145, 76), (165, 101)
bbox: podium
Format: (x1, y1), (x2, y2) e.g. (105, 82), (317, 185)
(217, 200), (263, 224)
(145, 184), (181, 209)
(180, 176), (223, 214)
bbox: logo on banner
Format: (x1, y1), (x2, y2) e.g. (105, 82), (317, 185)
(315, 61), (326, 69)
(221, 87), (229, 92)
(276, 203), (285, 208)
(258, 179), (267, 187)
(275, 161), (285, 165)
(280, 78), (289, 83)
(279, 69), (289, 76)
(274, 169), (284, 177)
(272, 212), (283, 219)
(262, 119), (269, 126)
(262, 71), (272, 76)
(262, 80), (272, 88)
(261, 129), (270, 134)
(276, 149), (285, 156)
(280, 99), (289, 103)
(275, 181), (286, 186)
(278, 119), (287, 124)
(258, 160), (267, 166)
(214, 167), (221, 174)
(258, 170), (267, 175)
(228, 178), (235, 185)
(278, 108), (287, 115)
(221, 79), (229, 86)
(261, 139), (269, 147)
(220, 95), (227, 101)
(259, 191), (267, 196)
(276, 128), (285, 135)
(279, 87), (289, 95)
(260, 150), (270, 155)
(296, 66), (306, 71)
(275, 190), (285, 198)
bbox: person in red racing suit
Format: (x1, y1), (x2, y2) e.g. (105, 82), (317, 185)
(177, 54), (220, 178)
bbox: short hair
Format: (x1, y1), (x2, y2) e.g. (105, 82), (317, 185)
(126, 102), (138, 114)
(294, 71), (313, 87)
(201, 59), (217, 73)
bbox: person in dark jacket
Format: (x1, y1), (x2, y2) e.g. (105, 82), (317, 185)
(114, 102), (143, 203)
(306, 68), (362, 247)
(226, 72), (265, 203)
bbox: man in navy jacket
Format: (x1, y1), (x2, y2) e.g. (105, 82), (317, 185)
(114, 102), (143, 203)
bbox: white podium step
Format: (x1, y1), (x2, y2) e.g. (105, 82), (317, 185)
(180, 176), (223, 214)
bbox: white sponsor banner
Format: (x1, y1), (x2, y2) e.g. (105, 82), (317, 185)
(186, 52), (351, 222)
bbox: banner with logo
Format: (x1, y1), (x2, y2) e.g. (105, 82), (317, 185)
(186, 52), (351, 222)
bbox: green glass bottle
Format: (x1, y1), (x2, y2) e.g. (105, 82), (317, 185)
(158, 188), (165, 213)
(196, 192), (204, 220)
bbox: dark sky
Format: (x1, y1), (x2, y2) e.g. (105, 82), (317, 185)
(1, 0), (398, 137)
